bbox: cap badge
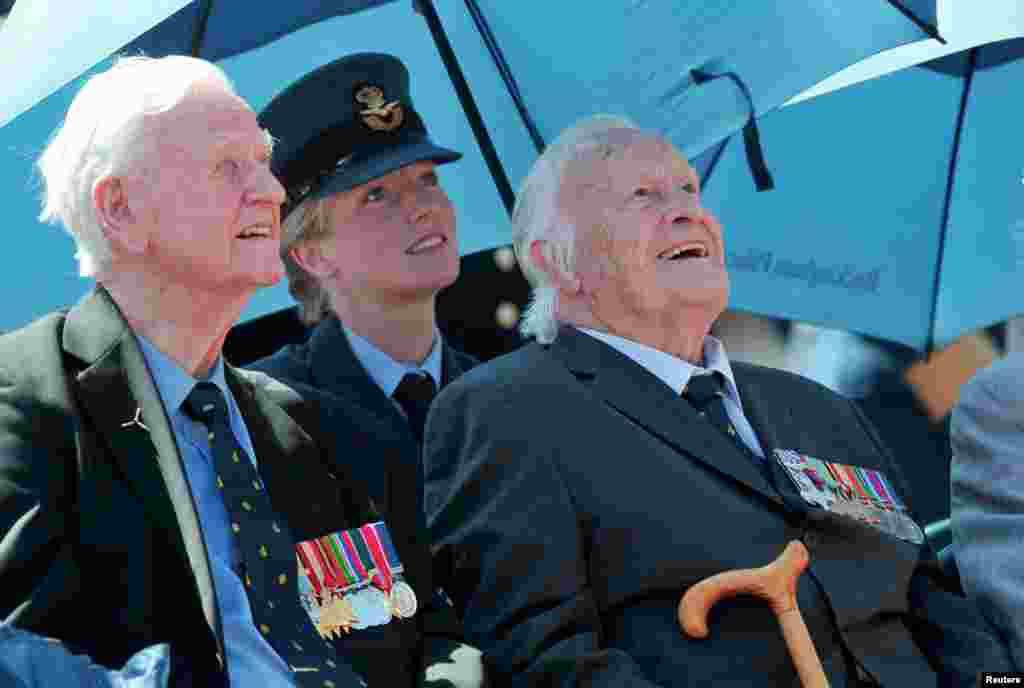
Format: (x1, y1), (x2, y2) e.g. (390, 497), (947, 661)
(355, 85), (404, 132)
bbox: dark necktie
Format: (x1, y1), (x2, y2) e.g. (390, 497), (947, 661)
(183, 382), (364, 688)
(683, 372), (805, 507)
(392, 372), (437, 444)
(683, 372), (755, 458)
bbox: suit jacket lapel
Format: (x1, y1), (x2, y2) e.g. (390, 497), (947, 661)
(548, 327), (783, 507)
(227, 367), (375, 533)
(307, 317), (410, 438)
(732, 363), (783, 460)
(440, 343), (469, 386)
(732, 364), (810, 511)
(63, 287), (223, 653)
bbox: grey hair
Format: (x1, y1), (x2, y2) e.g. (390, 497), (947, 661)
(37, 55), (235, 277)
(514, 114), (642, 343)
(280, 196), (335, 325)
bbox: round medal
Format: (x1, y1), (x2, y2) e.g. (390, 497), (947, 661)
(390, 580), (418, 618)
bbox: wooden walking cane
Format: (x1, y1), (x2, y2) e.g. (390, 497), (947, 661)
(677, 540), (829, 688)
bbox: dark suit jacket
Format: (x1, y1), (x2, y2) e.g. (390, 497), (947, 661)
(248, 315), (480, 679)
(424, 327), (1013, 688)
(0, 288), (436, 687)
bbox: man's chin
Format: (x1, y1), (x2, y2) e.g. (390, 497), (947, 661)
(253, 269), (285, 288)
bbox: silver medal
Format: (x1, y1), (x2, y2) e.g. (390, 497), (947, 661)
(390, 580), (418, 618)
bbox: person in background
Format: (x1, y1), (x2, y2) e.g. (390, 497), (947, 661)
(248, 53), (483, 687)
(950, 354), (1024, 669)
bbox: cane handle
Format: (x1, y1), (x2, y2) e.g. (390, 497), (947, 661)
(677, 540), (829, 688)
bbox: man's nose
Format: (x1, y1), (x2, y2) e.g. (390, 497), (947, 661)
(664, 191), (703, 226)
(247, 163), (287, 206)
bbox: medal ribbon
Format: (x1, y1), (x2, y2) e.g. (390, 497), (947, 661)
(874, 471), (906, 510)
(296, 542), (325, 597)
(824, 461), (856, 501)
(307, 538), (340, 589)
(340, 530), (372, 583)
(806, 456), (840, 495)
(838, 463), (872, 502)
(372, 521), (405, 575)
(320, 533), (360, 590)
(334, 532), (365, 587)
(359, 524), (393, 592)
(855, 467), (890, 509)
(802, 467), (826, 492)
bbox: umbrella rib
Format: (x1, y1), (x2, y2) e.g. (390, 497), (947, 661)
(464, 0), (546, 155)
(927, 47), (978, 354)
(699, 138), (731, 190)
(884, 0), (944, 44)
(190, 0), (216, 57)
(417, 0), (516, 216)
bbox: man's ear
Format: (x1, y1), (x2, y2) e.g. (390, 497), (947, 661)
(530, 239), (580, 294)
(289, 241), (336, 280)
(94, 175), (147, 255)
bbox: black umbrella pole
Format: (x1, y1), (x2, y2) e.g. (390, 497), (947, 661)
(417, 0), (517, 216)
(190, 0), (216, 56)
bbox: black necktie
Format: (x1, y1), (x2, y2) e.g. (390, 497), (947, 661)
(683, 373), (804, 506)
(683, 372), (755, 458)
(183, 382), (364, 688)
(393, 372), (437, 444)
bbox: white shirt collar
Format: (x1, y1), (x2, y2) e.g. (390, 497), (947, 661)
(342, 324), (443, 398)
(577, 327), (743, 405)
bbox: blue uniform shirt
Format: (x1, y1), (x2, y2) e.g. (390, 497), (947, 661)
(342, 325), (442, 409)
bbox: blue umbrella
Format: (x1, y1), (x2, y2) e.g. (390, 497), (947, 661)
(702, 38), (1024, 352)
(0, 1), (938, 332)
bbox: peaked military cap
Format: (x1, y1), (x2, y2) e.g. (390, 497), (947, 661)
(259, 52), (462, 218)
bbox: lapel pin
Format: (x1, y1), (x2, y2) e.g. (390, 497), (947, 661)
(120, 407), (149, 433)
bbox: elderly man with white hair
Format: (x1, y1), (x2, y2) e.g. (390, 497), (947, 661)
(423, 116), (1015, 687)
(0, 55), (392, 687)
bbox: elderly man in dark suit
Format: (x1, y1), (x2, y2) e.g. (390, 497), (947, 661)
(0, 54), (449, 688)
(423, 116), (1014, 687)
(247, 54), (482, 686)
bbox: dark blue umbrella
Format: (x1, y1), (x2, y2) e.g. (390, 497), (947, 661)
(0, 1), (938, 332)
(702, 38), (1024, 352)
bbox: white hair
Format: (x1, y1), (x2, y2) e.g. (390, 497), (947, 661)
(514, 114), (642, 343)
(37, 55), (235, 277)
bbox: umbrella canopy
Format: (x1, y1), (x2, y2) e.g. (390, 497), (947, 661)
(702, 38), (1024, 352)
(789, 0), (1023, 107)
(0, 1), (937, 333)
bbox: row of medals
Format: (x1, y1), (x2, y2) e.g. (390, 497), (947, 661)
(308, 578), (418, 639)
(776, 451), (924, 544)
